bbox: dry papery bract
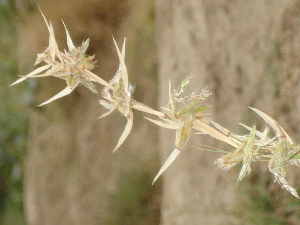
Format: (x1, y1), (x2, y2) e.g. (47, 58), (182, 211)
(213, 108), (300, 198)
(10, 9), (113, 106)
(10, 11), (300, 198)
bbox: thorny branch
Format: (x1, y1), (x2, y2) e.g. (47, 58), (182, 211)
(10, 11), (300, 198)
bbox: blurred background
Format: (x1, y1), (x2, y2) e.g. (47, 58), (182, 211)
(1, 0), (300, 224)
(1, 0), (161, 224)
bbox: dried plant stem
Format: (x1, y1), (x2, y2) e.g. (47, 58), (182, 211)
(10, 10), (300, 198)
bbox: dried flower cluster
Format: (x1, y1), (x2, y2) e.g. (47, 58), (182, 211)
(213, 108), (300, 198)
(11, 11), (300, 198)
(10, 9), (112, 106)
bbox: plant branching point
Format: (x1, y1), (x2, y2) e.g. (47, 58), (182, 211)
(10, 11), (300, 198)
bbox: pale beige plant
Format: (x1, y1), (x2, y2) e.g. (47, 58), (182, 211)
(99, 38), (166, 153)
(146, 74), (213, 183)
(99, 38), (135, 153)
(10, 11), (300, 198)
(10, 10), (112, 106)
(213, 108), (300, 198)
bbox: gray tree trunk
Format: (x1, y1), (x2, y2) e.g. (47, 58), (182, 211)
(155, 1), (297, 224)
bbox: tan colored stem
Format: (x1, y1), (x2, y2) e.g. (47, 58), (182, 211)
(193, 119), (237, 147)
(132, 99), (165, 117)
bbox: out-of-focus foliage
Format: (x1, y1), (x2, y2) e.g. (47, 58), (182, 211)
(103, 158), (161, 225)
(0, 1), (27, 224)
(236, 170), (300, 225)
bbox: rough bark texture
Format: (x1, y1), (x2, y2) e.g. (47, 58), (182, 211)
(155, 1), (300, 224)
(18, 1), (160, 224)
